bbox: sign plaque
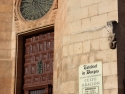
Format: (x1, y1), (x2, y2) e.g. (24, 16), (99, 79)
(79, 62), (103, 94)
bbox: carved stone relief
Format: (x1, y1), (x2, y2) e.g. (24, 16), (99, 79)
(14, 0), (58, 32)
(106, 21), (117, 49)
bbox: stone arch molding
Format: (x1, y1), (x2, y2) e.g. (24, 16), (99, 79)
(14, 0), (58, 32)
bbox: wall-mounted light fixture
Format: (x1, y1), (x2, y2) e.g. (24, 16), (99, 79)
(106, 21), (117, 49)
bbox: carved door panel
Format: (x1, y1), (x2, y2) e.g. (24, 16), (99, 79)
(24, 32), (54, 94)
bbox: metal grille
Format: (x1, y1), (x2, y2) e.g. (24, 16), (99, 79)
(30, 89), (45, 94)
(20, 0), (54, 20)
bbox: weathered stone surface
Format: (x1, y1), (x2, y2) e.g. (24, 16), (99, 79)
(80, 0), (94, 7)
(103, 75), (118, 89)
(89, 52), (95, 63)
(99, 38), (109, 50)
(111, 62), (117, 75)
(103, 63), (111, 76)
(62, 45), (68, 57)
(74, 7), (83, 21)
(103, 62), (117, 76)
(91, 13), (107, 28)
(63, 35), (70, 45)
(108, 11), (118, 22)
(0, 60), (12, 68)
(106, 49), (117, 62)
(81, 7), (89, 19)
(68, 44), (74, 55)
(0, 0), (13, 5)
(99, 0), (117, 14)
(111, 89), (118, 94)
(95, 50), (106, 62)
(67, 68), (78, 80)
(0, 40), (11, 49)
(0, 31), (11, 40)
(0, 23), (6, 31)
(0, 1), (13, 94)
(71, 32), (92, 43)
(94, 0), (103, 3)
(103, 89), (111, 94)
(81, 54), (89, 64)
(0, 50), (11, 59)
(71, 20), (82, 33)
(83, 40), (90, 53)
(74, 42), (83, 54)
(82, 18), (91, 31)
(0, 13), (12, 22)
(61, 81), (75, 93)
(0, 87), (6, 94)
(62, 57), (72, 70)
(73, 55), (81, 68)
(91, 39), (100, 50)
(0, 5), (12, 13)
(89, 4), (98, 16)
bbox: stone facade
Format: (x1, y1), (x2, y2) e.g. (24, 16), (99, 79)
(0, 0), (13, 94)
(0, 0), (124, 94)
(54, 0), (118, 94)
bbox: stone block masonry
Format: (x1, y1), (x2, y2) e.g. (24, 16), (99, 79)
(0, 0), (13, 94)
(55, 27), (117, 94)
(54, 0), (118, 94)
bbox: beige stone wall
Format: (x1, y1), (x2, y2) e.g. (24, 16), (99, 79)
(0, 0), (119, 94)
(9, 0), (119, 94)
(54, 0), (118, 94)
(0, 0), (13, 94)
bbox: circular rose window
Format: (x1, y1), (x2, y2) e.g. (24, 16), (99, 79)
(20, 0), (54, 20)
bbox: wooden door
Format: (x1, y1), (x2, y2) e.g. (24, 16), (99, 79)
(24, 32), (54, 94)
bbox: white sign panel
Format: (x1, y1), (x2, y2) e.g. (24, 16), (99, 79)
(79, 62), (103, 94)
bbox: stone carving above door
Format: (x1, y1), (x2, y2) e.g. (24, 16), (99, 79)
(14, 0), (58, 32)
